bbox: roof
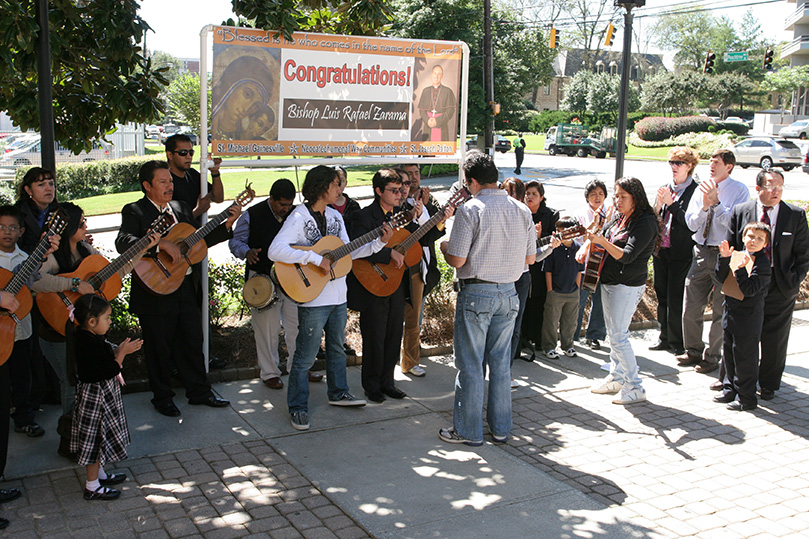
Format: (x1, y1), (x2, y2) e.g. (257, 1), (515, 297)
(553, 48), (666, 78)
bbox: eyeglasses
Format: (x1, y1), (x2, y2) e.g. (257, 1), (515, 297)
(762, 185), (784, 192)
(668, 160), (686, 167)
(172, 149), (194, 157)
(385, 187), (405, 195)
(79, 218), (88, 228)
(0, 224), (20, 232)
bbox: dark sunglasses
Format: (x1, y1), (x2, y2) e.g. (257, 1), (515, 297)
(172, 149), (194, 157)
(668, 160), (685, 167)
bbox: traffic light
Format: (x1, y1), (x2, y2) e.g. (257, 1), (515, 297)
(604, 23), (615, 47)
(549, 27), (558, 49)
(703, 52), (716, 74)
(763, 49), (774, 70)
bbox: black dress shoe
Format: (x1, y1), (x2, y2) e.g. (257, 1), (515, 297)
(648, 340), (670, 351)
(713, 393), (736, 403)
(0, 516), (8, 529)
(209, 355), (227, 370)
(99, 473), (127, 486)
(381, 386), (407, 399)
(189, 396), (230, 407)
(0, 488), (21, 504)
(760, 388), (775, 401)
(672, 348), (685, 356)
(520, 351), (535, 363)
(84, 486), (121, 501)
(709, 380), (724, 391)
(365, 391), (386, 403)
(153, 401), (181, 417)
(727, 401), (757, 411)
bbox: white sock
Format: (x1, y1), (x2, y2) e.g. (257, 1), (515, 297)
(97, 466), (107, 481)
(86, 479), (100, 492)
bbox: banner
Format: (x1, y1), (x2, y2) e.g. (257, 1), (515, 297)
(211, 27), (464, 156)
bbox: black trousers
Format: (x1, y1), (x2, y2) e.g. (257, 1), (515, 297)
(137, 279), (212, 406)
(521, 265), (547, 346)
(360, 283), (406, 394)
(0, 362), (10, 477)
(7, 336), (35, 428)
(652, 249), (691, 350)
(515, 148), (524, 171)
(759, 285), (798, 391)
(721, 305), (764, 406)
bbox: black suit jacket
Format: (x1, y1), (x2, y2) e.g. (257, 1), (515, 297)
(659, 179), (699, 260)
(346, 200), (415, 311)
(728, 199), (809, 298)
(115, 196), (231, 314)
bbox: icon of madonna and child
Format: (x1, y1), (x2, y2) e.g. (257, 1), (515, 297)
(212, 49), (280, 141)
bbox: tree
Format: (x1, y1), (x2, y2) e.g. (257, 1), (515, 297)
(150, 51), (182, 85)
(229, 0), (394, 40)
(651, 11), (716, 71)
(560, 71), (593, 113)
(703, 72), (759, 117)
(391, 0), (555, 134)
(0, 0), (167, 153)
(640, 71), (708, 115)
(165, 73), (212, 130)
(561, 71), (638, 116)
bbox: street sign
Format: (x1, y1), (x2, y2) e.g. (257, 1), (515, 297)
(724, 51), (749, 62)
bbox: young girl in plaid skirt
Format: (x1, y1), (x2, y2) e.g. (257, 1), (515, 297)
(68, 294), (142, 500)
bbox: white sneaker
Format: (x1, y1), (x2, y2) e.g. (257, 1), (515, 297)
(404, 365), (426, 377)
(565, 347), (578, 357)
(591, 375), (623, 395)
(545, 349), (560, 360)
(612, 386), (646, 405)
(510, 379), (519, 389)
(328, 393), (367, 406)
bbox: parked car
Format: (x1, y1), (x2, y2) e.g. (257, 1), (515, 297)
(733, 137), (802, 171)
(778, 120), (809, 139)
(465, 135), (511, 153)
(158, 123), (181, 144)
(145, 125), (163, 139)
(0, 135), (111, 167)
(724, 116), (747, 124)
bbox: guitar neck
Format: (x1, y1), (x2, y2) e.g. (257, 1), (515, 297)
(183, 210), (229, 248)
(330, 224), (386, 261)
(4, 232), (53, 296)
(96, 234), (155, 285)
(398, 208), (444, 252)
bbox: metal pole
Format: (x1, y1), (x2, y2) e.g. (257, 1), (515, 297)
(200, 25), (211, 371)
(36, 0), (56, 172)
(615, 7), (634, 180)
(483, 0), (494, 154)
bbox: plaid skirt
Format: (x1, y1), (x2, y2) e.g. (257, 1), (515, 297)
(70, 377), (130, 466)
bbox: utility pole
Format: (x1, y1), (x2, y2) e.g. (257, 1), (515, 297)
(36, 0), (56, 171)
(614, 0), (645, 180)
(483, 0), (494, 154)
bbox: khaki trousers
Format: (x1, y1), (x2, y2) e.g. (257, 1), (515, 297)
(400, 272), (425, 372)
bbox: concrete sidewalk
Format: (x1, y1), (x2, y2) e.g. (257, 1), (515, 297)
(3, 310), (809, 537)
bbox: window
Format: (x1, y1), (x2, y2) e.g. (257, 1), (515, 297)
(609, 61), (618, 76)
(544, 85), (551, 95)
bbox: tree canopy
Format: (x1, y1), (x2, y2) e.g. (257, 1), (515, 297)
(561, 72), (639, 116)
(0, 0), (167, 153)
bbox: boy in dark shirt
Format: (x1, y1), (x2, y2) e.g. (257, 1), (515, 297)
(714, 222), (772, 411)
(541, 217), (585, 359)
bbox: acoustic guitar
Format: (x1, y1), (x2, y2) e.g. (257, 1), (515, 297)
(538, 223), (587, 250)
(274, 210), (411, 304)
(581, 206), (613, 293)
(0, 208), (68, 364)
(352, 188), (471, 297)
(134, 185), (254, 295)
(36, 212), (174, 336)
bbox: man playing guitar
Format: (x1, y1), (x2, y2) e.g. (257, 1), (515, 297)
(115, 161), (240, 418)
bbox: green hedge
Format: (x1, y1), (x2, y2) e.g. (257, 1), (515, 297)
(527, 110), (648, 135)
(714, 121), (749, 136)
(635, 116), (718, 142)
(15, 155), (156, 201)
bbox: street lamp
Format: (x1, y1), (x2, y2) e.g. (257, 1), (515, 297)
(612, 0), (645, 180)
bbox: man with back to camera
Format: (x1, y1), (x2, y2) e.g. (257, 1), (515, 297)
(719, 169), (809, 400)
(679, 149), (749, 374)
(438, 151), (536, 446)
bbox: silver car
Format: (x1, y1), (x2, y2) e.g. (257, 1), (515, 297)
(778, 120), (809, 139)
(733, 137), (802, 171)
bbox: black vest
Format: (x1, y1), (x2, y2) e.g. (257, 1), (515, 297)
(246, 202), (285, 275)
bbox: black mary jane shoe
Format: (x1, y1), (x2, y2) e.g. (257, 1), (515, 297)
(99, 473), (127, 486)
(84, 486), (121, 501)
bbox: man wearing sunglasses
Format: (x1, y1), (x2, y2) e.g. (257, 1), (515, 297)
(165, 134), (224, 226)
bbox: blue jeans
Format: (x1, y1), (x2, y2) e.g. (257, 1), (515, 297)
(453, 283), (519, 442)
(576, 284), (606, 341)
(601, 284), (645, 390)
(287, 303), (350, 413)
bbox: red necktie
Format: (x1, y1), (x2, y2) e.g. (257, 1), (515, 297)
(761, 206), (772, 260)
